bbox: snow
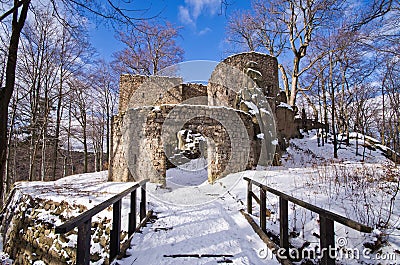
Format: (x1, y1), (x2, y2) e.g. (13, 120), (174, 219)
(15, 171), (134, 213)
(1, 172), (140, 265)
(0, 252), (12, 264)
(119, 131), (399, 264)
(2, 130), (400, 265)
(283, 130), (390, 166)
(243, 101), (259, 114)
(260, 108), (271, 115)
(277, 102), (293, 111)
(121, 196), (278, 264)
(246, 68), (262, 77)
(119, 170), (280, 265)
(166, 158), (208, 186)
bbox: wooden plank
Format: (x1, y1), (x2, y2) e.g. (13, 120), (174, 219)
(240, 210), (293, 265)
(117, 210), (154, 260)
(128, 190), (137, 237)
(320, 215), (335, 265)
(243, 177), (371, 233)
(247, 180), (253, 214)
(250, 191), (260, 205)
(279, 197), (289, 254)
(76, 218), (91, 265)
(55, 179), (149, 234)
(260, 188), (266, 233)
(110, 200), (122, 261)
(140, 183), (147, 221)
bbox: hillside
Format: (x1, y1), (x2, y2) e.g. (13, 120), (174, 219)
(0, 130), (399, 264)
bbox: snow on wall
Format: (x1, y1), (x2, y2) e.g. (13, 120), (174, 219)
(0, 172), (140, 265)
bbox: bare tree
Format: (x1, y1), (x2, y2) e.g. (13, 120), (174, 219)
(227, 0), (341, 106)
(68, 77), (90, 173)
(112, 21), (184, 75)
(0, 0), (156, 206)
(89, 60), (118, 168)
(17, 8), (60, 181)
(226, 10), (259, 51)
(51, 19), (92, 180)
(0, 0), (30, 204)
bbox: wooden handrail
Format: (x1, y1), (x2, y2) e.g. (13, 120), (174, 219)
(244, 177), (371, 233)
(55, 179), (148, 233)
(55, 179), (150, 265)
(244, 177), (373, 265)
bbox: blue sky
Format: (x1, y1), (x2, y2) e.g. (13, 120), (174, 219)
(90, 0), (252, 62)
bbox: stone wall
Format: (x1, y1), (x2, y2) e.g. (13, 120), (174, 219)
(181, 83), (208, 104)
(109, 105), (259, 185)
(208, 52), (279, 109)
(110, 79), (209, 183)
(109, 114), (132, 182)
(119, 74), (146, 113)
(0, 190), (116, 265)
(119, 75), (183, 113)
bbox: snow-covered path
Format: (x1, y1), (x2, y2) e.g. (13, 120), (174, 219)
(119, 175), (280, 265)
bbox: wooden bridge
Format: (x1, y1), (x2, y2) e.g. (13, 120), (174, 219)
(243, 177), (372, 265)
(55, 179), (151, 265)
(55, 177), (372, 265)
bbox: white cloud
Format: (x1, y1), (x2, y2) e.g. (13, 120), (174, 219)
(178, 6), (194, 26)
(198, 27), (212, 35)
(178, 0), (221, 26)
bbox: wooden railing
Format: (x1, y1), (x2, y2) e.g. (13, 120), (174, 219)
(55, 179), (150, 265)
(244, 177), (372, 265)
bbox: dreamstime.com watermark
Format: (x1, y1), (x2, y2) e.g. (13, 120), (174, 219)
(257, 237), (398, 262)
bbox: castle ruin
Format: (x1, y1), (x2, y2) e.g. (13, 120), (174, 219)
(109, 52), (306, 187)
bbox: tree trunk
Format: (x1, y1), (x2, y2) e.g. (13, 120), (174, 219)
(289, 56), (300, 107)
(0, 1), (30, 205)
(67, 100), (73, 176)
(41, 123), (46, 181)
(329, 52), (338, 159)
(5, 93), (18, 193)
(321, 72), (328, 143)
(82, 114), (88, 173)
(106, 93), (110, 167)
(278, 64), (290, 103)
(381, 82), (385, 145)
(52, 67), (64, 180)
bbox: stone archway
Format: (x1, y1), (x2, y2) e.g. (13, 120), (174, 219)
(117, 104), (257, 187)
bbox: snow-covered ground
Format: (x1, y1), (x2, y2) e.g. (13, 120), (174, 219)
(121, 130), (399, 265)
(1, 130), (399, 264)
(121, 178), (280, 264)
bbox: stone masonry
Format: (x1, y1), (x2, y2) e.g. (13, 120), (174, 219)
(110, 51), (305, 185)
(114, 105), (257, 186)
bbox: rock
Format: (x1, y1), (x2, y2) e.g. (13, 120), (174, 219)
(100, 236), (107, 248)
(91, 252), (102, 262)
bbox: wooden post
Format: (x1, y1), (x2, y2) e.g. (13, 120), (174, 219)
(320, 215), (335, 265)
(260, 188), (266, 233)
(110, 199), (122, 261)
(279, 197), (289, 255)
(76, 218), (91, 265)
(247, 180), (253, 214)
(128, 190), (137, 237)
(140, 183), (147, 221)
